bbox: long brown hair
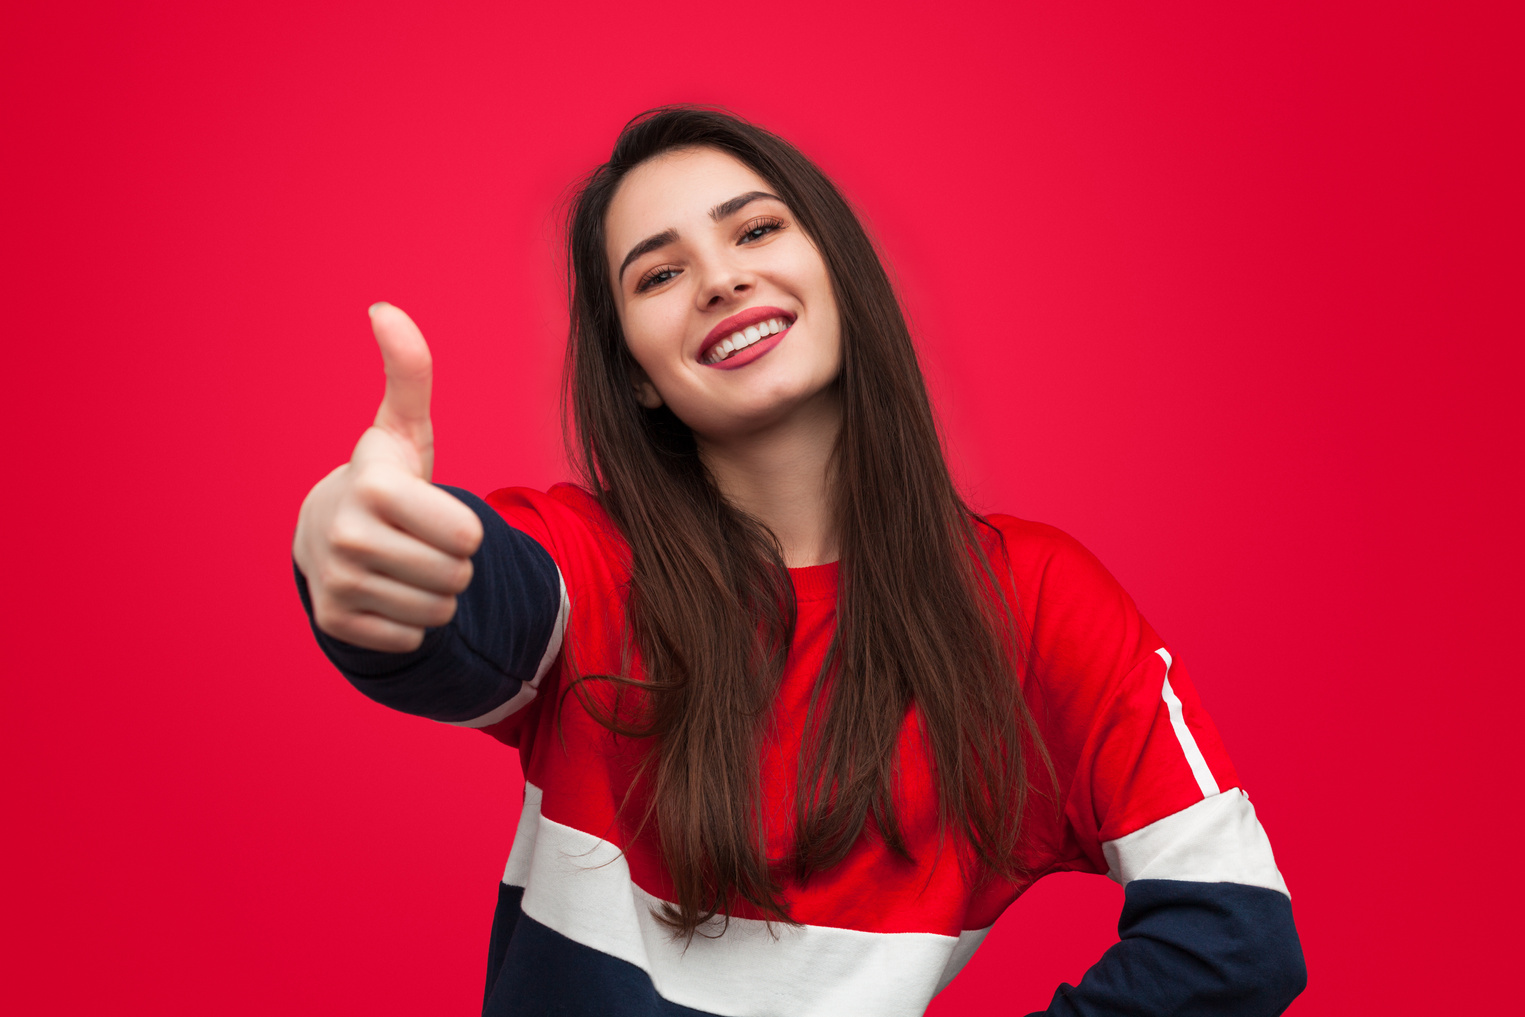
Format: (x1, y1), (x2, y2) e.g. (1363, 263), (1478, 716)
(562, 106), (1051, 937)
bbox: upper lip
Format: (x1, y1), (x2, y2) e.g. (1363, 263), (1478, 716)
(697, 306), (796, 361)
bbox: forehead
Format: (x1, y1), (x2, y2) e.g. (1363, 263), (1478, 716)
(604, 147), (774, 257)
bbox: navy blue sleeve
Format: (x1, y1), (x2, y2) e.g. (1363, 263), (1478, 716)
(294, 485), (563, 724)
(1028, 880), (1306, 1016)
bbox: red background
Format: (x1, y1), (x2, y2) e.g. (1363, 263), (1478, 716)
(3, 2), (1520, 1013)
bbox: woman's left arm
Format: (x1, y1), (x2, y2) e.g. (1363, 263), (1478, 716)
(1002, 520), (1306, 1015)
(1030, 788), (1306, 1015)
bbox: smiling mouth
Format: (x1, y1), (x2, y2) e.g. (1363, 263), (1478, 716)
(703, 316), (792, 365)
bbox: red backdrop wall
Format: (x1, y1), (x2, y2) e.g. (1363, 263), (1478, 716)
(3, 2), (1519, 1013)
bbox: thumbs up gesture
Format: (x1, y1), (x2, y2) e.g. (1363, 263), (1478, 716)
(293, 303), (484, 652)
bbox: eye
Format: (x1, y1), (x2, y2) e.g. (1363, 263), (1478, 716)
(737, 216), (786, 244)
(635, 265), (680, 293)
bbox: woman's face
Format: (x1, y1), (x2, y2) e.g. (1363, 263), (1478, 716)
(604, 146), (842, 443)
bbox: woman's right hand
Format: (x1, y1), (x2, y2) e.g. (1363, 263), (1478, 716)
(293, 303), (485, 652)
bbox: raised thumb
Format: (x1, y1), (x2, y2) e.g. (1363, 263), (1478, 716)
(370, 302), (434, 436)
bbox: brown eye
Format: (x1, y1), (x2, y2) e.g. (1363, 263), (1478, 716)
(738, 216), (785, 244)
(636, 266), (680, 293)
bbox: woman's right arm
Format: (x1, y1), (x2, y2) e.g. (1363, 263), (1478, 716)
(293, 304), (565, 727)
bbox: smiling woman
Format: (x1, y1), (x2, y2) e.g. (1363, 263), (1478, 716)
(291, 107), (1306, 1017)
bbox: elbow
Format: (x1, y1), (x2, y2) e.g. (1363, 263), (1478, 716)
(1209, 886), (1308, 1015)
(1120, 879), (1307, 1015)
(1238, 906), (1307, 1015)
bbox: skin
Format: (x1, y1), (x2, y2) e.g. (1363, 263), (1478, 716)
(293, 147), (844, 652)
(607, 146), (844, 567)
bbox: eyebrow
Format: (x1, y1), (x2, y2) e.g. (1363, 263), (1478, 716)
(618, 228), (679, 281)
(708, 190), (780, 222)
(617, 191), (784, 282)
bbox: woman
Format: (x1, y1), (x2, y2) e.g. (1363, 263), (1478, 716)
(293, 107), (1305, 1016)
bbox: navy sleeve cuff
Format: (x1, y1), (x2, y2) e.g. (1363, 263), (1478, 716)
(1037, 880), (1306, 1016)
(295, 485), (563, 724)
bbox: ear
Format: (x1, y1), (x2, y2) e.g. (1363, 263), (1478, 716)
(630, 367), (664, 409)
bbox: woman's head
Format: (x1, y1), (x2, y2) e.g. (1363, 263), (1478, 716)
(565, 106), (927, 468)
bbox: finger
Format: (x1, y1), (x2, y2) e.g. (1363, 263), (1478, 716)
(331, 512), (475, 595)
(361, 473), (484, 559)
(349, 424), (428, 480)
(316, 609), (429, 654)
(336, 570), (462, 630)
(369, 302), (434, 437)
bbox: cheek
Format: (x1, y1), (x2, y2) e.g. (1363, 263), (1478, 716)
(789, 247), (836, 318)
(816, 296), (844, 377)
(621, 304), (686, 380)
(802, 264), (841, 349)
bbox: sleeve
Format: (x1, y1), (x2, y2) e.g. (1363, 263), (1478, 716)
(1011, 523), (1306, 1015)
(295, 485), (569, 731)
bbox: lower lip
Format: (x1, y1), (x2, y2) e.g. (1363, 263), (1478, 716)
(702, 328), (787, 370)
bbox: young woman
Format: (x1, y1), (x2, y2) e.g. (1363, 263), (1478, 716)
(293, 108), (1305, 1016)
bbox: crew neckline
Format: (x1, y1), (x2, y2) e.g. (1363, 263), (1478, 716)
(788, 559), (839, 602)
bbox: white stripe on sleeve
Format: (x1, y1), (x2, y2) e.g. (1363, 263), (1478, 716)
(449, 571), (569, 729)
(1102, 787), (1289, 897)
(1157, 647), (1220, 797)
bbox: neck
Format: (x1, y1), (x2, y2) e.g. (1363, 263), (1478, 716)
(696, 390), (841, 568)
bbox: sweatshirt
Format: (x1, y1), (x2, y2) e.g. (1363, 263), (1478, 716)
(296, 483), (1306, 1016)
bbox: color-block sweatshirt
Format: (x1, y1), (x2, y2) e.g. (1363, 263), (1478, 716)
(296, 483), (1306, 1016)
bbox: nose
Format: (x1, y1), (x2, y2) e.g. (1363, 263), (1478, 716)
(695, 252), (754, 309)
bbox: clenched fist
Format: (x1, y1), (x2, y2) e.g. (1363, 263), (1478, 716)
(293, 303), (484, 652)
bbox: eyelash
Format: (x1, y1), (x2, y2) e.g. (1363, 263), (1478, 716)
(737, 215), (786, 243)
(634, 216), (789, 293)
(635, 266), (679, 293)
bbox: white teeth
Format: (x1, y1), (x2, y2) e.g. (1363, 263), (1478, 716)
(705, 317), (791, 364)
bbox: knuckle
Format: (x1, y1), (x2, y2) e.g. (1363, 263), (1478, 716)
(431, 596), (459, 628)
(436, 504), (481, 555)
(313, 604), (352, 641)
(459, 516), (484, 554)
(321, 563), (361, 599)
(391, 627), (425, 653)
(348, 465), (390, 504)
(327, 516), (373, 556)
(313, 560), (341, 592)
(447, 558), (474, 594)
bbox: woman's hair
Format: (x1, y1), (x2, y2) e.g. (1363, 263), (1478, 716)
(562, 105), (1052, 937)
